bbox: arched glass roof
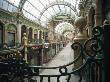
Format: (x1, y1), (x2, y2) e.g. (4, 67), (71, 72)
(22, 0), (80, 27)
(64, 31), (73, 39)
(0, 0), (80, 28)
(55, 22), (75, 34)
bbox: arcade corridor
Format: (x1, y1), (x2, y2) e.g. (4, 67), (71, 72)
(35, 42), (74, 82)
(0, 0), (109, 82)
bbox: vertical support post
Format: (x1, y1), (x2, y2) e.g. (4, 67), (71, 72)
(22, 33), (28, 62)
(56, 43), (57, 54)
(103, 20), (110, 82)
(51, 43), (53, 58)
(41, 47), (44, 65)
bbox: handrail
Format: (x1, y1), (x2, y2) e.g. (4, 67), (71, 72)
(29, 58), (104, 76)
(29, 42), (83, 69)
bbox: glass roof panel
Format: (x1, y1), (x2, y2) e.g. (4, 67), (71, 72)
(27, 0), (44, 11)
(39, 0), (49, 6)
(65, 6), (71, 15)
(23, 1), (40, 19)
(47, 7), (55, 16)
(40, 15), (47, 23)
(59, 5), (65, 14)
(7, 0), (20, 6)
(43, 10), (52, 19)
(53, 5), (61, 15)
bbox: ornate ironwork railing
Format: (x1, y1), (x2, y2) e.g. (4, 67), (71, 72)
(0, 26), (104, 82)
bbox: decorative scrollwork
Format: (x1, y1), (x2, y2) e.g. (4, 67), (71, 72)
(71, 42), (82, 50)
(92, 26), (103, 37)
(84, 38), (103, 57)
(0, 58), (33, 81)
(71, 42), (84, 61)
(59, 66), (67, 74)
(84, 26), (103, 58)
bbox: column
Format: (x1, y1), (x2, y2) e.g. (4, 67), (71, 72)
(22, 33), (28, 62)
(94, 0), (103, 26)
(16, 24), (21, 43)
(73, 2), (88, 69)
(103, 20), (110, 82)
(86, 7), (94, 37)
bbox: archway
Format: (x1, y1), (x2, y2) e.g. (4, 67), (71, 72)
(55, 22), (75, 40)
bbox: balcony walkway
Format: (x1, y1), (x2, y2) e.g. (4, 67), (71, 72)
(33, 42), (84, 82)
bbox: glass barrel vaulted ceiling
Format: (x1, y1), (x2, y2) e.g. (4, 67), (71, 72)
(0, 0), (80, 27)
(55, 22), (75, 39)
(0, 0), (80, 36)
(55, 22), (75, 34)
(22, 0), (80, 27)
(0, 0), (80, 26)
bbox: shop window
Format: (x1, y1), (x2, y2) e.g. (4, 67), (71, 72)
(6, 24), (16, 47)
(7, 32), (15, 47)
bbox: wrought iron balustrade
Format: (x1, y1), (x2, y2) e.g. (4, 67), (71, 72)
(0, 26), (104, 82)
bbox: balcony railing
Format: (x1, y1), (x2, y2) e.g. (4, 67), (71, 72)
(0, 26), (104, 82)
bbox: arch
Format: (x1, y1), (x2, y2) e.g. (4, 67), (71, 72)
(55, 22), (75, 34)
(63, 31), (74, 39)
(6, 24), (17, 33)
(38, 1), (77, 20)
(62, 30), (73, 35)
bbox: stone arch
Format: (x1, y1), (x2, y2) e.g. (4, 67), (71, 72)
(6, 24), (17, 33)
